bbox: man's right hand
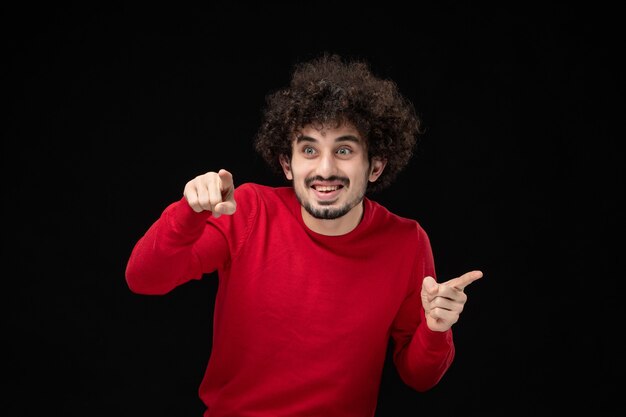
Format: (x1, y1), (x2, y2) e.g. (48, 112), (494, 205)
(183, 169), (237, 217)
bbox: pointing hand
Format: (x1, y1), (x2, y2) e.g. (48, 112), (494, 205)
(420, 270), (483, 332)
(184, 169), (237, 217)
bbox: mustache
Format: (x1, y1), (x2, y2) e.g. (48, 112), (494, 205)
(305, 176), (349, 187)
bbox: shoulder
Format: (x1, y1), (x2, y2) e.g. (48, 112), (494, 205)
(366, 198), (425, 229)
(234, 183), (293, 201)
(365, 198), (431, 241)
(233, 183), (297, 213)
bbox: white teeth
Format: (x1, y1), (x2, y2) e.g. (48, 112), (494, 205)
(315, 186), (339, 192)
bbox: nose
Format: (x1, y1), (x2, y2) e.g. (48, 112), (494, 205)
(316, 151), (338, 178)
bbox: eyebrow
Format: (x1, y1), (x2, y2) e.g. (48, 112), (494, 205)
(296, 135), (362, 144)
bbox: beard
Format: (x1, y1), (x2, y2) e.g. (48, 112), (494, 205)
(300, 200), (359, 220)
(294, 175), (367, 220)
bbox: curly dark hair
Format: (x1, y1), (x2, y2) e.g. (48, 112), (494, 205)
(254, 53), (422, 193)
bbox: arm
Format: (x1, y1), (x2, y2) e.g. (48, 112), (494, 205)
(391, 285), (456, 392)
(390, 227), (483, 392)
(125, 169), (236, 295)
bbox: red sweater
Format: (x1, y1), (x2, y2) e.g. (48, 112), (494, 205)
(126, 183), (455, 417)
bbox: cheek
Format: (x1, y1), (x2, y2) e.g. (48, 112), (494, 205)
(292, 167), (308, 182)
(289, 159), (311, 177)
(347, 164), (369, 181)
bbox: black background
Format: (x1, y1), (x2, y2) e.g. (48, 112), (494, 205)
(4, 3), (623, 416)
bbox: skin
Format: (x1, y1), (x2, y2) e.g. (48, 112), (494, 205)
(183, 122), (482, 331)
(278, 123), (385, 236)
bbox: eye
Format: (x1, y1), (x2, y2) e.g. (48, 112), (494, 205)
(303, 146), (316, 156)
(336, 147), (352, 156)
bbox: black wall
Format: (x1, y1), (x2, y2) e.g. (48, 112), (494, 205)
(4, 3), (623, 416)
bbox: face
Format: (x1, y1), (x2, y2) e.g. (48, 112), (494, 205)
(280, 122), (386, 222)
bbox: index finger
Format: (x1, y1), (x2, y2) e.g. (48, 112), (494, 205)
(218, 169), (234, 191)
(444, 270), (483, 291)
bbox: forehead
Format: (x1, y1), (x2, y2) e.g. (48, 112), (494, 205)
(296, 122), (364, 144)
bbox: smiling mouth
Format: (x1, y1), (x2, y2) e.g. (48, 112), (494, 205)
(312, 185), (343, 193)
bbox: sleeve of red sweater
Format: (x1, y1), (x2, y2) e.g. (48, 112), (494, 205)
(390, 224), (455, 392)
(125, 197), (230, 295)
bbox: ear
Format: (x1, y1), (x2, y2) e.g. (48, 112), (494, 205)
(368, 157), (387, 182)
(279, 155), (293, 180)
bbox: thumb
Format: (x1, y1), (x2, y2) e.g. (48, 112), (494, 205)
(422, 276), (438, 295)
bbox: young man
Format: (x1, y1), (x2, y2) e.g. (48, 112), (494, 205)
(125, 53), (482, 416)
